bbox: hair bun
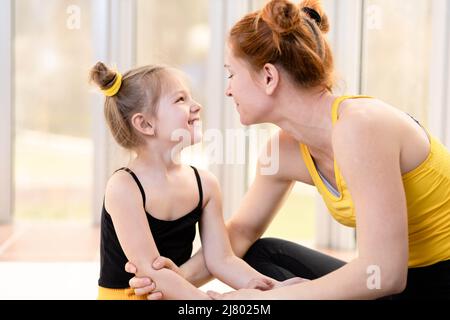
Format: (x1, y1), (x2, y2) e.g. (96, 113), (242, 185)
(261, 0), (301, 35)
(300, 0), (329, 33)
(89, 61), (118, 90)
(302, 7), (321, 25)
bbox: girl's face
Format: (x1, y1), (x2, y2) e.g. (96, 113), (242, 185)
(224, 48), (271, 126)
(155, 72), (202, 147)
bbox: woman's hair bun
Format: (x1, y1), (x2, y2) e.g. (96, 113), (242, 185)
(260, 0), (302, 35)
(300, 0), (329, 33)
(260, 0), (329, 35)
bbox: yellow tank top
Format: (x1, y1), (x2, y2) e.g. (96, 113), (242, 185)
(300, 96), (450, 268)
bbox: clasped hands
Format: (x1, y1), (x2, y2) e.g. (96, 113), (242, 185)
(124, 257), (309, 300)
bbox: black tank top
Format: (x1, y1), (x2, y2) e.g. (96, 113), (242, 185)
(98, 166), (203, 289)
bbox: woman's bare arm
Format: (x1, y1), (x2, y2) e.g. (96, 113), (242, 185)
(211, 109), (409, 300)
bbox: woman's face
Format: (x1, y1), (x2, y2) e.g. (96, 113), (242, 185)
(224, 48), (271, 126)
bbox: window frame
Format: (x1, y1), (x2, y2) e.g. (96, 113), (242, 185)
(92, 0), (137, 225)
(429, 0), (450, 146)
(0, 0), (13, 223)
(206, 0), (252, 219)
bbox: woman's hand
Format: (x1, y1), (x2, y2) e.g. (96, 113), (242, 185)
(209, 277), (310, 300)
(245, 276), (310, 291)
(273, 277), (310, 288)
(125, 256), (183, 300)
(207, 288), (263, 300)
(245, 277), (275, 290)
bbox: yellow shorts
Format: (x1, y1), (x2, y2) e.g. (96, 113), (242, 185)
(97, 286), (147, 300)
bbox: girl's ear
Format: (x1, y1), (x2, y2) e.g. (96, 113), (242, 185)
(262, 63), (280, 95)
(131, 113), (155, 136)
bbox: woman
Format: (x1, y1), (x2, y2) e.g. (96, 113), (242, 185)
(126, 0), (450, 299)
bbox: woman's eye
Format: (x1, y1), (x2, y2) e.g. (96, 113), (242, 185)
(227, 74), (234, 79)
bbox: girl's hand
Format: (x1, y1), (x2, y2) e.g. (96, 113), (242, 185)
(151, 256), (184, 277)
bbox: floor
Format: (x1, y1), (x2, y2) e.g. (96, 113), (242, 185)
(0, 222), (357, 300)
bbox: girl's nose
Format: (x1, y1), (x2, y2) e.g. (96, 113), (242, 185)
(191, 101), (202, 113)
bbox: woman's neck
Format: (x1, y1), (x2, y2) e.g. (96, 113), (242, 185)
(271, 88), (338, 161)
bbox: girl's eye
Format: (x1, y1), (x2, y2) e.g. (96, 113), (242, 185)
(176, 97), (185, 103)
(227, 74), (234, 79)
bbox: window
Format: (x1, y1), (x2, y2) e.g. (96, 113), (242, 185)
(361, 0), (432, 125)
(136, 0), (210, 168)
(14, 0), (94, 222)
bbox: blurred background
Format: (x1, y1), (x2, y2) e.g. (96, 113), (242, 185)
(1, 0), (449, 299)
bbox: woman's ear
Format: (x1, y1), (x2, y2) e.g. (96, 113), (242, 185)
(131, 113), (155, 136)
(262, 63), (279, 95)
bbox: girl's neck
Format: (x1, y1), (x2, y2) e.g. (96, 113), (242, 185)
(131, 142), (183, 174)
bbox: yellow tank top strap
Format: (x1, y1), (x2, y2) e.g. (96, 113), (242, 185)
(331, 95), (373, 125)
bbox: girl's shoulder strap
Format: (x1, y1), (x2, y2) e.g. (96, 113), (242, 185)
(114, 167), (147, 209)
(190, 166), (203, 210)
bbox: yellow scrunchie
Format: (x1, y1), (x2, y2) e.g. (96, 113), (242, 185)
(102, 73), (123, 97)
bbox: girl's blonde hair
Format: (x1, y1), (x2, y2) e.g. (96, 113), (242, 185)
(89, 62), (172, 149)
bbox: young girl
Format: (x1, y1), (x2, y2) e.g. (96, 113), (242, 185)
(90, 62), (284, 300)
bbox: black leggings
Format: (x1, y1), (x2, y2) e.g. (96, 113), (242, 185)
(243, 238), (450, 300)
(243, 237), (346, 281)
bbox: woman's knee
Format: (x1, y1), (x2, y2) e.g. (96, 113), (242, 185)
(243, 237), (284, 263)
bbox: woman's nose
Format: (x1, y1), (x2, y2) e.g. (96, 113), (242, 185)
(225, 83), (232, 97)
